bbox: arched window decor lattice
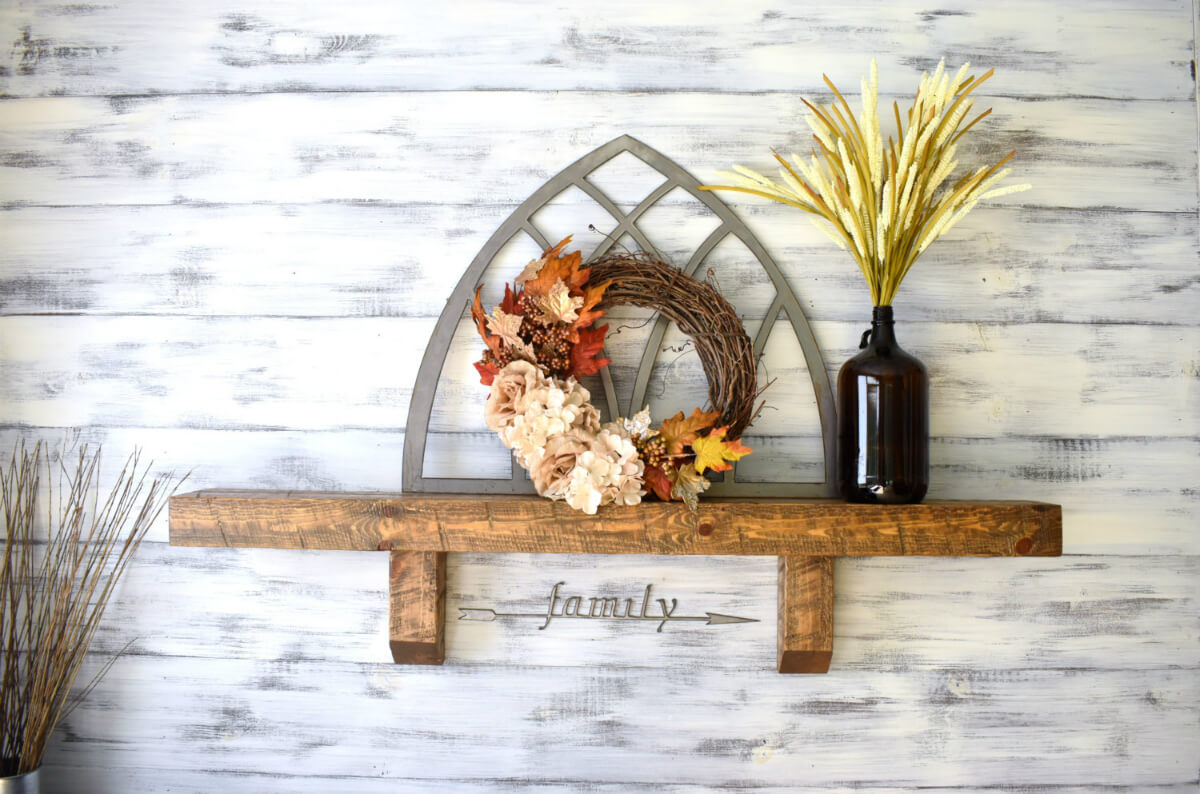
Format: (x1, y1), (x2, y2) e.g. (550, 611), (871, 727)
(403, 135), (836, 497)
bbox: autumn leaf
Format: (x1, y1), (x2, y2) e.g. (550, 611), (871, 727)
(658, 408), (721, 455)
(568, 323), (610, 377)
(514, 236), (578, 290)
(571, 279), (612, 336)
(485, 307), (524, 346)
(722, 435), (754, 460)
(691, 426), (753, 474)
(668, 463), (712, 511)
(499, 282), (522, 315)
(525, 237), (590, 297)
(474, 359), (499, 386)
(470, 285), (505, 360)
(486, 307), (536, 362)
(542, 235), (573, 261)
(643, 464), (673, 501)
(514, 256), (546, 287)
(471, 285), (490, 340)
(535, 279), (584, 324)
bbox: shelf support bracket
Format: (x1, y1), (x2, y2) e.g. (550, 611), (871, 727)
(777, 555), (834, 674)
(388, 550), (446, 665)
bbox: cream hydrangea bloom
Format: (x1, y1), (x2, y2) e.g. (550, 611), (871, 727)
(596, 423), (645, 506)
(557, 425), (645, 514)
(501, 376), (600, 466)
(486, 364), (646, 514)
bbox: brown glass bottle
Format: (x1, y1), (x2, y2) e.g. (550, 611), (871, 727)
(837, 306), (929, 504)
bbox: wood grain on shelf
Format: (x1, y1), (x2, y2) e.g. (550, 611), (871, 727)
(169, 490), (1062, 557)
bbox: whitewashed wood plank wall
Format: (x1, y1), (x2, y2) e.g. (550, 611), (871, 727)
(1, 1), (1198, 791)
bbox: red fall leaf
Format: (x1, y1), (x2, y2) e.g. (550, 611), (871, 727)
(567, 323), (610, 377)
(474, 359), (499, 386)
(499, 282), (522, 316)
(643, 464), (673, 501)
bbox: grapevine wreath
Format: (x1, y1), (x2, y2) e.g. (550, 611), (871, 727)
(472, 236), (758, 514)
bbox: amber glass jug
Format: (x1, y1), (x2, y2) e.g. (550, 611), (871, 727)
(837, 306), (929, 503)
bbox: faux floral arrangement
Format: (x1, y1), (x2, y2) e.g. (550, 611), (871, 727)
(472, 237), (752, 514)
(701, 59), (1030, 305)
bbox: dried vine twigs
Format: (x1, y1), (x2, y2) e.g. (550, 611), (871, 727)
(1, 442), (184, 775)
(589, 251), (758, 439)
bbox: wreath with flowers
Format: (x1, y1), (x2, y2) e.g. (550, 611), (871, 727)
(472, 237), (757, 514)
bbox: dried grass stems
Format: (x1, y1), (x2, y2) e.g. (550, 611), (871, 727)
(1, 442), (183, 775)
(588, 252), (758, 438)
(702, 59), (1031, 306)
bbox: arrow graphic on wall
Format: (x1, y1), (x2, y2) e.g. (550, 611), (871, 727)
(459, 582), (759, 632)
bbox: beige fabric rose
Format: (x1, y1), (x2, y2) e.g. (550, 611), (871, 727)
(529, 429), (592, 500)
(529, 426), (646, 514)
(484, 360), (548, 434)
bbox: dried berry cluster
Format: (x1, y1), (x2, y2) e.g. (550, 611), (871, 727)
(472, 237), (610, 385)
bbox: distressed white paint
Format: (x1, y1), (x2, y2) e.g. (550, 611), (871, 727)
(42, 657), (1200, 787)
(2, 204), (1196, 325)
(0, 0), (1197, 791)
(0, 1), (1192, 100)
(0, 93), (1193, 212)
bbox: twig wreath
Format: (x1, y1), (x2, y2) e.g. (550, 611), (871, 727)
(472, 237), (755, 514)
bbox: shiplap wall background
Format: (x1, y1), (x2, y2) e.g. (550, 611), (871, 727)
(2, 0), (1198, 791)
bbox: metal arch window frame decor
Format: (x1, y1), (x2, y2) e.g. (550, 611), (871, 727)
(403, 135), (837, 498)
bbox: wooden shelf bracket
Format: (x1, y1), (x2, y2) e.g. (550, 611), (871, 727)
(778, 556), (834, 674)
(389, 551), (447, 665)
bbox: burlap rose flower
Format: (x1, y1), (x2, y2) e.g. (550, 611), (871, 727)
(528, 425), (646, 514)
(484, 360), (549, 433)
(529, 429), (593, 502)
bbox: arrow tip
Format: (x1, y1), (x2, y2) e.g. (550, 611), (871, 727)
(705, 612), (758, 625)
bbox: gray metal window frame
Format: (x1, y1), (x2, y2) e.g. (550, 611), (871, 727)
(402, 135), (836, 497)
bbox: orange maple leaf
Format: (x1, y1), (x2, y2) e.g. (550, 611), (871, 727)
(570, 279), (612, 337)
(471, 285), (505, 360)
(691, 426), (753, 474)
(471, 285), (490, 340)
(568, 323), (610, 377)
(524, 237), (590, 298)
(658, 408), (721, 456)
(542, 236), (573, 261)
(474, 359), (499, 386)
(643, 464), (673, 501)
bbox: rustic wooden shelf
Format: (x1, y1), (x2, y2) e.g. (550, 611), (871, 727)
(169, 490), (1062, 674)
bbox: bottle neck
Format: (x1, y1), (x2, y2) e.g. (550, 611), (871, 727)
(870, 305), (897, 346)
